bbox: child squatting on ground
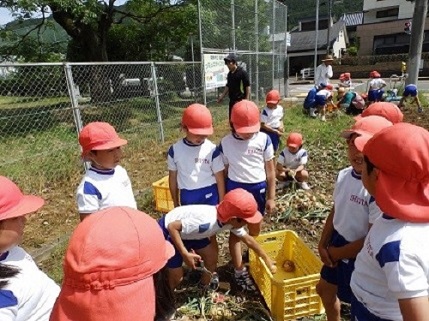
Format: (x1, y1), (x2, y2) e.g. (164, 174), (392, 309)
(276, 132), (310, 190)
(350, 123), (429, 321)
(316, 116), (393, 321)
(312, 83), (334, 121)
(0, 176), (60, 321)
(50, 206), (175, 321)
(76, 122), (137, 221)
(398, 83), (423, 113)
(168, 103), (225, 207)
(219, 99), (276, 291)
(158, 188), (277, 291)
(260, 89), (284, 153)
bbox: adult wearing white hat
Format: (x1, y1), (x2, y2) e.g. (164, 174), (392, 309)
(315, 55), (334, 88)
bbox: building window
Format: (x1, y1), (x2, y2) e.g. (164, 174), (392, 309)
(376, 8), (399, 18)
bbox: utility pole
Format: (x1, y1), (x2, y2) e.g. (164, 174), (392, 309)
(314, 0), (320, 74)
(406, 0), (427, 85)
(326, 0), (332, 54)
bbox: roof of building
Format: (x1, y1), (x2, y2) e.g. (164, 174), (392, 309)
(287, 19), (347, 53)
(341, 12), (364, 26)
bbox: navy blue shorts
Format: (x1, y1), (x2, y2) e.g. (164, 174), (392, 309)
(315, 95), (327, 106)
(403, 84), (417, 97)
(351, 293), (392, 321)
(180, 184), (219, 206)
(261, 129), (280, 152)
(158, 216), (211, 268)
(368, 89), (384, 102)
(320, 229), (355, 303)
(226, 178), (267, 215)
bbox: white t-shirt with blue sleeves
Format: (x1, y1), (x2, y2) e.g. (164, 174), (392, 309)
(260, 106), (284, 128)
(277, 148), (308, 170)
(0, 246), (60, 321)
(167, 139), (224, 190)
(162, 205), (247, 239)
(76, 165), (137, 214)
(219, 132), (274, 184)
(333, 167), (382, 242)
(351, 216), (429, 321)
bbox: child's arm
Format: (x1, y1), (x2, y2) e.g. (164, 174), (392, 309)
(399, 297), (429, 321)
(168, 170), (180, 208)
(318, 206), (335, 267)
(214, 170), (226, 202)
(240, 234), (277, 273)
(260, 122), (280, 134)
(327, 237), (365, 262)
(167, 220), (201, 269)
(265, 159), (276, 214)
(276, 162), (288, 175)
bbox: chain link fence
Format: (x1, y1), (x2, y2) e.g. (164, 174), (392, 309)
(199, 0), (288, 103)
(0, 61), (209, 192)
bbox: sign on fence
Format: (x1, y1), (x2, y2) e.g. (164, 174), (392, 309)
(203, 54), (228, 90)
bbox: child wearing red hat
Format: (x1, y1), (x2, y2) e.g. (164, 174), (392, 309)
(351, 123), (429, 321)
(76, 122), (136, 221)
(167, 104), (225, 208)
(219, 100), (276, 291)
(316, 116), (392, 321)
(260, 90), (284, 152)
(339, 72), (352, 88)
(367, 71), (386, 104)
(50, 206), (175, 321)
(0, 176), (59, 321)
(276, 132), (310, 190)
(313, 84), (334, 121)
(355, 102), (404, 124)
(159, 188), (276, 290)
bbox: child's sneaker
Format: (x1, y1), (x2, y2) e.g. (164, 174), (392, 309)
(235, 267), (257, 292)
(418, 106), (423, 113)
(298, 182), (311, 190)
(321, 115), (326, 122)
(309, 108), (317, 118)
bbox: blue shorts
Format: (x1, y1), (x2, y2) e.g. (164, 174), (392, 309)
(403, 84), (417, 97)
(320, 230), (355, 303)
(158, 216), (211, 268)
(261, 129), (280, 152)
(180, 184), (219, 205)
(351, 293), (392, 321)
(226, 178), (267, 215)
(315, 95), (327, 106)
(368, 89), (384, 102)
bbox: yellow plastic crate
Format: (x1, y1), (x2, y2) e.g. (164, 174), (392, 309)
(249, 230), (324, 321)
(152, 176), (174, 213)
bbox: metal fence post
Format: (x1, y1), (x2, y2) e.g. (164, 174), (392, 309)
(255, 0), (259, 103)
(197, 0), (207, 105)
(272, 0), (275, 90)
(64, 63), (87, 170)
(231, 0), (236, 51)
(151, 62), (165, 143)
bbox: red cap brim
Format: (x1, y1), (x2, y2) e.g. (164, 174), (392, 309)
(187, 126), (214, 136)
(234, 123), (261, 134)
(1, 195), (45, 220)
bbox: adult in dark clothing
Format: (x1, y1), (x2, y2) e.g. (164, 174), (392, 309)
(217, 53), (250, 119)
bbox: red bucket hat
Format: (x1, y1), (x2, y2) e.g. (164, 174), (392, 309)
(79, 122), (128, 157)
(182, 103), (213, 135)
(363, 123), (429, 222)
(0, 176), (44, 221)
(50, 207), (175, 321)
(231, 100), (260, 134)
(341, 115), (393, 151)
(354, 102), (404, 124)
(287, 132), (303, 148)
(217, 189), (263, 224)
(266, 90), (281, 104)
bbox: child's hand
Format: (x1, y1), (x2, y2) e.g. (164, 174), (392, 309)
(318, 245), (334, 268)
(267, 260), (277, 274)
(265, 199), (276, 214)
(184, 251), (202, 270)
(276, 130), (284, 136)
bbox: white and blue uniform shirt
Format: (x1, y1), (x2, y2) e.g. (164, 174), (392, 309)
(260, 105), (284, 129)
(76, 165), (137, 214)
(277, 148), (308, 170)
(0, 246), (60, 321)
(219, 132), (274, 184)
(369, 78), (386, 90)
(161, 205), (247, 239)
(315, 89), (332, 105)
(333, 167), (382, 244)
(167, 139), (224, 190)
(351, 216), (429, 321)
